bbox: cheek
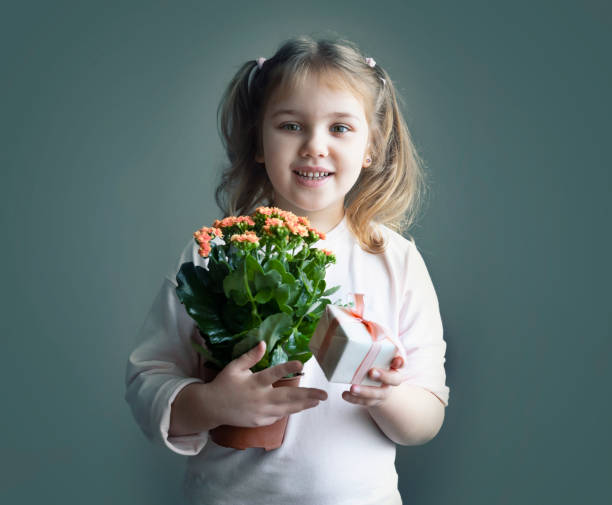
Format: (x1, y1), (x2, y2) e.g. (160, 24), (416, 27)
(263, 133), (289, 160)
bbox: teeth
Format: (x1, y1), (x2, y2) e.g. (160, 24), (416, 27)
(297, 171), (330, 178)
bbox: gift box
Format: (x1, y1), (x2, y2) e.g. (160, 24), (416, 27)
(309, 302), (400, 386)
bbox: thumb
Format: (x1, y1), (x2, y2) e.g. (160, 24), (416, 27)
(391, 356), (404, 370)
(234, 340), (266, 370)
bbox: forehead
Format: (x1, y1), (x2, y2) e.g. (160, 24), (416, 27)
(265, 68), (370, 118)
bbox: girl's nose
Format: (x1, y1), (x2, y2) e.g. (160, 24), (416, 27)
(299, 130), (328, 158)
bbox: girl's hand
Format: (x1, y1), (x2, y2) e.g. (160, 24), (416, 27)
(341, 355), (404, 408)
(208, 341), (328, 428)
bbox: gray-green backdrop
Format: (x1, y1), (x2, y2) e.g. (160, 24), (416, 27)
(2, 1), (610, 503)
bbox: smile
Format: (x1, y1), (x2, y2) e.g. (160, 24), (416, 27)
(293, 170), (332, 180)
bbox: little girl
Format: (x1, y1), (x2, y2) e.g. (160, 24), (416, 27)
(125, 35), (449, 505)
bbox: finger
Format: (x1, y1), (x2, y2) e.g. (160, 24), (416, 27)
(342, 389), (387, 406)
(266, 388), (327, 417)
(342, 390), (369, 405)
(267, 397), (322, 418)
(350, 383), (390, 398)
(285, 387), (328, 402)
(270, 387), (327, 408)
(233, 340), (266, 371)
(369, 367), (403, 386)
(390, 356), (404, 369)
(256, 359), (304, 385)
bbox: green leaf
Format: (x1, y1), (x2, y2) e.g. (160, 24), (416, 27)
(254, 269), (282, 291)
(306, 298), (331, 320)
(270, 344), (288, 367)
(207, 253), (231, 288)
(286, 280), (303, 306)
(264, 259), (296, 285)
(185, 303), (232, 343)
(223, 268), (249, 306)
(176, 262), (212, 303)
(283, 329), (312, 364)
(259, 312), (293, 351)
(231, 328), (263, 359)
(273, 284), (290, 306)
(322, 285), (341, 297)
(299, 271), (313, 294)
(245, 254), (264, 282)
(221, 300), (253, 334)
(254, 288), (273, 303)
(191, 340), (224, 368)
(278, 303), (293, 314)
(176, 262), (233, 343)
(230, 312), (293, 360)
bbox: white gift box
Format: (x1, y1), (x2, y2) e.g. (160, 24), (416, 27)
(309, 304), (398, 386)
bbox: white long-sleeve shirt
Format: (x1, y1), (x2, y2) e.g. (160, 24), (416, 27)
(125, 216), (449, 505)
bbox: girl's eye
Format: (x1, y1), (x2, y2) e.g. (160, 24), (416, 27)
(331, 124), (350, 133)
(281, 123), (301, 131)
(280, 123), (351, 133)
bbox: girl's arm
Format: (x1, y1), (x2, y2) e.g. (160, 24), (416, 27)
(124, 240), (209, 456)
(342, 363), (446, 446)
(343, 240), (450, 445)
(366, 378), (445, 446)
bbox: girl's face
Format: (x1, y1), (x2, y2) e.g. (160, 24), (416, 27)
(256, 73), (372, 232)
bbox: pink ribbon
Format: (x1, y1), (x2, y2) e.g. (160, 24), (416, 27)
(316, 294), (407, 385)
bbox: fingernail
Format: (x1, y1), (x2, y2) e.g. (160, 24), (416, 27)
(370, 369), (380, 379)
(352, 385), (360, 394)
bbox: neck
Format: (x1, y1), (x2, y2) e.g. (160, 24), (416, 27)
(305, 209), (344, 234)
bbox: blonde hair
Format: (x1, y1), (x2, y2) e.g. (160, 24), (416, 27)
(216, 34), (429, 253)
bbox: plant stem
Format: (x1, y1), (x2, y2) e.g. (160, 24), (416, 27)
(242, 257), (262, 324)
(290, 276), (321, 334)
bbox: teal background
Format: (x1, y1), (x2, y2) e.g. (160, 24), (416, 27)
(2, 1), (610, 503)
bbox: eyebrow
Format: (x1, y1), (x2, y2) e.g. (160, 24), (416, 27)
(270, 109), (362, 122)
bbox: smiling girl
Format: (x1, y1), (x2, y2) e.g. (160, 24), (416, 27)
(125, 35), (450, 505)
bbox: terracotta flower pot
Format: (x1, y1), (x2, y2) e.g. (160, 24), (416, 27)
(199, 363), (302, 451)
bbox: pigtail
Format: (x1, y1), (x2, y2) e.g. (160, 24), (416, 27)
(215, 60), (273, 216)
(345, 63), (428, 253)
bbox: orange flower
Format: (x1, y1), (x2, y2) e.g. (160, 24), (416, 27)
(193, 226), (222, 257)
(230, 231), (260, 243)
(198, 242), (212, 258)
(277, 209), (299, 224)
(263, 217), (287, 235)
(213, 216), (255, 228)
(194, 226), (222, 240)
(286, 221), (309, 237)
(308, 227), (326, 240)
(254, 206), (275, 216)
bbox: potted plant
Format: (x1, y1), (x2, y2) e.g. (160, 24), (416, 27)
(176, 206), (338, 450)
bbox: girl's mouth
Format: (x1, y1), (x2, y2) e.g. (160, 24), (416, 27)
(293, 170), (333, 181)
(292, 170), (334, 187)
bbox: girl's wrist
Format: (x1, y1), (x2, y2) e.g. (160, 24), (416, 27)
(169, 382), (221, 437)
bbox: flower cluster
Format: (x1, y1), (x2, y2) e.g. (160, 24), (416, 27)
(193, 226), (222, 257)
(230, 231), (260, 243)
(213, 216), (256, 228)
(253, 206), (325, 244)
(194, 207), (331, 258)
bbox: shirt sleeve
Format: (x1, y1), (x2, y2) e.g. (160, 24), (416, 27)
(124, 240), (210, 455)
(397, 242), (450, 407)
